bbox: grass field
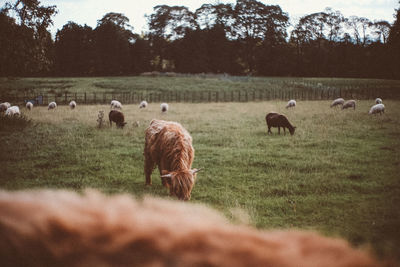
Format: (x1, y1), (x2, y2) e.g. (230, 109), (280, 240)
(1, 100), (400, 261)
(1, 76), (400, 95)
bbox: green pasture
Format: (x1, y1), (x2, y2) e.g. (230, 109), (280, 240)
(1, 76), (400, 95)
(0, 100), (399, 261)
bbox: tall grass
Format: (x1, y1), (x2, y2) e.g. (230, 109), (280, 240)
(0, 100), (399, 260)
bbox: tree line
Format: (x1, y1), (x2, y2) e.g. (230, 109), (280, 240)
(1, 0), (399, 79)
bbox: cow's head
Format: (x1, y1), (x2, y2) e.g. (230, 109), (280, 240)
(161, 169), (202, 201)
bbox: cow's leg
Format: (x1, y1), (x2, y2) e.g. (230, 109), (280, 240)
(144, 154), (155, 185)
(268, 126), (272, 134)
(278, 127), (281, 135)
(283, 127), (286, 135)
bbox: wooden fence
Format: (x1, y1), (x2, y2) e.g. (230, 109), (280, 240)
(1, 86), (399, 106)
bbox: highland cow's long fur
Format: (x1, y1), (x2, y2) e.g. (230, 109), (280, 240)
(144, 119), (198, 200)
(0, 189), (382, 267)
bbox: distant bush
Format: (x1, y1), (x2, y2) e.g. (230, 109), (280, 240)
(0, 113), (32, 131)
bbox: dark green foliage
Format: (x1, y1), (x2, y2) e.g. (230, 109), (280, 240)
(0, 113), (31, 131)
(0, 1), (399, 78)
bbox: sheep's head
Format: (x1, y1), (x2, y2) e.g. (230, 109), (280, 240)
(161, 169), (201, 201)
(117, 122), (127, 129)
(289, 126), (296, 135)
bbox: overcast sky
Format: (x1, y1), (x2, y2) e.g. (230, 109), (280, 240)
(9, 0), (399, 35)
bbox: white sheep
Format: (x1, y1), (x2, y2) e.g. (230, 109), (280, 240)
(110, 100), (122, 109)
(26, 102), (33, 110)
(330, 98), (345, 108)
(5, 106), (20, 116)
(375, 98), (382, 104)
(342, 100), (356, 110)
(0, 102), (10, 112)
(369, 103), (385, 115)
(69, 100), (77, 109)
(161, 103), (169, 113)
(48, 102), (57, 110)
(286, 99), (296, 109)
(139, 100), (148, 109)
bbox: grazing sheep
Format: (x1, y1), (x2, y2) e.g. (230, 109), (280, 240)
(266, 112), (296, 135)
(144, 119), (200, 200)
(5, 106), (20, 116)
(330, 98), (345, 108)
(25, 102), (33, 110)
(139, 100), (148, 109)
(369, 104), (385, 115)
(0, 189), (382, 267)
(375, 98), (383, 104)
(110, 100), (122, 109)
(0, 102), (10, 112)
(342, 100), (356, 110)
(48, 102), (57, 110)
(286, 99), (296, 109)
(161, 103), (169, 113)
(109, 110), (127, 128)
(69, 100), (77, 109)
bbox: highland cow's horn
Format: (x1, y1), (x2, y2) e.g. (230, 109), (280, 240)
(191, 168), (202, 174)
(161, 173), (173, 178)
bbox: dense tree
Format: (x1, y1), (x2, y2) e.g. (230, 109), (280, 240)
(0, 0), (57, 75)
(147, 5), (197, 71)
(0, 0), (399, 79)
(54, 22), (94, 76)
(231, 0), (289, 73)
(388, 1), (400, 78)
(93, 12), (133, 75)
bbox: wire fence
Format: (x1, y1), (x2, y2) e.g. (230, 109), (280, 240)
(1, 86), (399, 106)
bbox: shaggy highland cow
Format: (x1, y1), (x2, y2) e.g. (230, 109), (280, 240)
(109, 110), (127, 128)
(144, 119), (200, 200)
(0, 189), (382, 267)
(266, 112), (296, 135)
